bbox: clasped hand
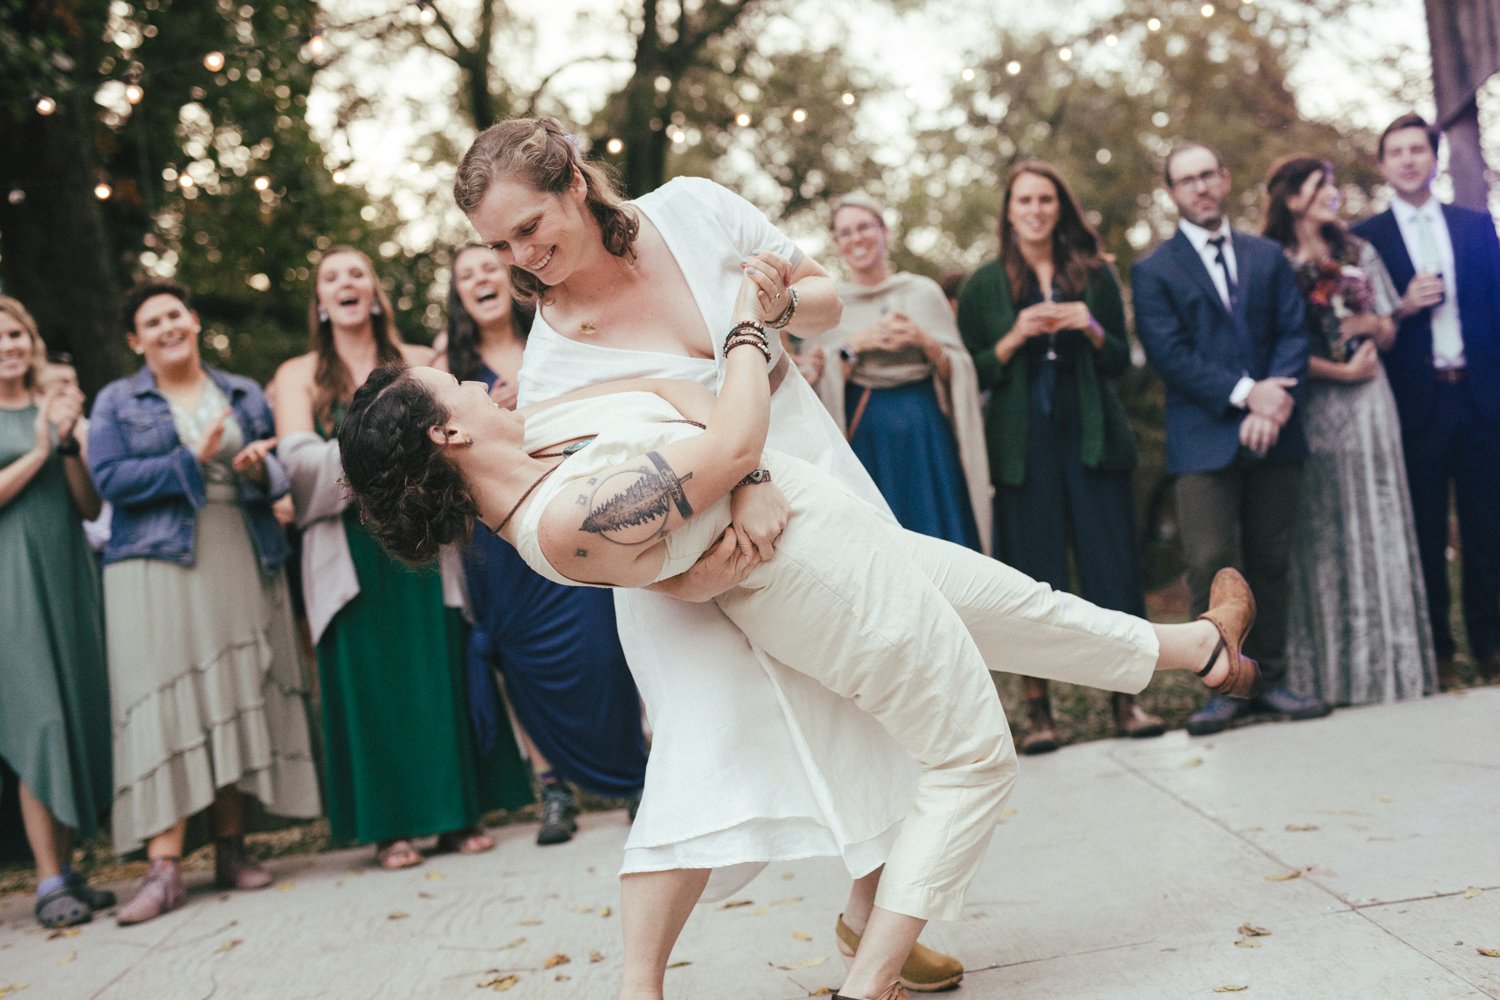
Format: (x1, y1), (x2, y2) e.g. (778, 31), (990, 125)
(1011, 301), (1094, 340)
(652, 481), (791, 603)
(848, 311), (926, 354)
(35, 383), (86, 451)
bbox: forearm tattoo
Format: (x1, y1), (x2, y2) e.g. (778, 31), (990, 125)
(578, 451), (695, 546)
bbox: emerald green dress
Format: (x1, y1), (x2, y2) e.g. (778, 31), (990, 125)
(314, 417), (532, 845)
(0, 404), (111, 837)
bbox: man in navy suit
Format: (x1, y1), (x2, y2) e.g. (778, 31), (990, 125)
(1352, 113), (1500, 689)
(1133, 142), (1332, 735)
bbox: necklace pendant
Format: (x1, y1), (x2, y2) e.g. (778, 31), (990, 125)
(579, 321), (598, 337)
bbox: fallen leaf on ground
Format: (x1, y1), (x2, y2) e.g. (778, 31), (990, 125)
(721, 899), (754, 909)
(792, 931), (813, 942)
(776, 957), (827, 970)
(425, 872), (445, 882)
(499, 938), (526, 950)
(811, 989), (836, 996)
(1464, 887), (1482, 900)
(1477, 947), (1500, 958)
(1264, 870), (1301, 882)
(1233, 939), (1261, 949)
(771, 897), (804, 906)
(55, 952), (75, 967)
(589, 950), (605, 963)
(1212, 987), (1248, 994)
(418, 891), (435, 899)
(600, 905), (613, 917)
(1376, 796), (1395, 803)
(781, 872), (795, 880)
(0, 985), (29, 998)
(554, 973), (570, 982)
(1238, 924), (1272, 937)
(518, 918), (543, 926)
(477, 974), (519, 991)
(275, 880), (297, 892)
(573, 904), (595, 914)
(1284, 824), (1319, 832)
(543, 954), (570, 969)
(666, 961), (691, 969)
(215, 938), (243, 954)
(388, 911), (410, 920)
(1183, 757), (1204, 768)
(45, 928), (80, 940)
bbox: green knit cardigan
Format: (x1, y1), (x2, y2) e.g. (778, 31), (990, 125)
(955, 259), (1138, 488)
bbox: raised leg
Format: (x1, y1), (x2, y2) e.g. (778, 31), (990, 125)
(619, 868), (711, 999)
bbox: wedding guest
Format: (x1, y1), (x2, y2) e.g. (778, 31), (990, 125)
(89, 281), (321, 924)
(819, 193), (990, 550)
(1262, 155), (1436, 704)
(272, 246), (532, 871)
(0, 297), (113, 928)
(438, 243), (647, 844)
(1352, 113), (1500, 689)
(957, 161), (1164, 751)
(939, 271), (967, 314)
(1132, 142), (1331, 735)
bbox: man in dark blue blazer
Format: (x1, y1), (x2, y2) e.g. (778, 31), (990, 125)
(1133, 142), (1332, 735)
(1352, 113), (1500, 688)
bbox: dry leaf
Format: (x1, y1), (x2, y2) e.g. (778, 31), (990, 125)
(1238, 924), (1272, 937)
(518, 918), (543, 926)
(499, 938), (526, 951)
(477, 974), (519, 991)
(425, 871), (446, 882)
(55, 952), (76, 967)
(418, 891), (435, 900)
(1264, 870), (1301, 882)
(721, 899), (754, 909)
(776, 956), (827, 970)
(666, 961), (691, 969)
(543, 954), (571, 969)
(770, 897), (804, 906)
(1477, 947), (1500, 958)
(1233, 939), (1261, 949)
(589, 950), (606, 964)
(275, 880), (297, 892)
(554, 974), (570, 982)
(0, 985), (29, 999)
(1464, 887), (1482, 900)
(1212, 987), (1248, 994)
(1284, 824), (1319, 832)
(45, 927), (81, 940)
(781, 872), (795, 880)
(1376, 796), (1395, 803)
(215, 938), (243, 954)
(811, 990), (836, 996)
(388, 911), (410, 920)
(574, 904), (595, 914)
(1183, 757), (1204, 768)
(792, 931), (813, 942)
(600, 905), (613, 918)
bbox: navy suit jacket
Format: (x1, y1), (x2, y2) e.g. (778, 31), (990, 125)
(1131, 228), (1309, 476)
(1351, 203), (1500, 434)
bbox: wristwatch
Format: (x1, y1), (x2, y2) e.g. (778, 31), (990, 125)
(56, 436), (81, 457)
(737, 468), (772, 486)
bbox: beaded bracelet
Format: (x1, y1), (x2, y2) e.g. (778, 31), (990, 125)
(768, 285), (799, 330)
(724, 336), (773, 364)
(726, 320), (768, 346)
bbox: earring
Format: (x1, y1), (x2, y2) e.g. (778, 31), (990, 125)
(370, 301), (383, 317)
(317, 305), (329, 323)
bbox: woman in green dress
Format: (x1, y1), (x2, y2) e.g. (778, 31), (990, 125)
(272, 245), (532, 870)
(0, 297), (114, 928)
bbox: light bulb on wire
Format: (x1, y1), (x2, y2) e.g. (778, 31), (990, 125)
(35, 95), (57, 116)
(203, 51), (225, 72)
(125, 81), (144, 105)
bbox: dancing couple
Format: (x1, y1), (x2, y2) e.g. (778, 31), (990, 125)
(341, 118), (1258, 1000)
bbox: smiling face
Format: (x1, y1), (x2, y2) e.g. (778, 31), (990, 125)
(316, 250), (379, 329)
(1166, 146), (1230, 229)
(1379, 126), (1438, 202)
(452, 245), (515, 328)
(832, 205), (888, 276)
(468, 171), (591, 286)
(129, 293), (202, 375)
(1006, 171), (1061, 248)
(1288, 169), (1340, 225)
(410, 365), (521, 448)
(0, 310), (38, 388)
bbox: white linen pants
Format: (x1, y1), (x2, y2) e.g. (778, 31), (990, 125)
(714, 454), (1159, 921)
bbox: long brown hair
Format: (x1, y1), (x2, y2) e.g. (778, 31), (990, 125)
(998, 160), (1105, 303)
(1261, 155), (1346, 257)
(453, 117), (639, 303)
(307, 245), (402, 429)
(0, 296), (47, 391)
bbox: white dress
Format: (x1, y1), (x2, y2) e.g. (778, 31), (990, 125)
(518, 178), (917, 897)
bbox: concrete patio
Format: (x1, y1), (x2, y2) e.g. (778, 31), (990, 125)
(2, 687), (1497, 999)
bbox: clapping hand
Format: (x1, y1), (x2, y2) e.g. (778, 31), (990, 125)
(197, 406), (231, 464)
(44, 383), (86, 445)
(231, 435), (278, 488)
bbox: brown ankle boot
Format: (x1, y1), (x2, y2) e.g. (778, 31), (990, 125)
(1019, 696), (1061, 755)
(116, 856), (186, 925)
(215, 835), (273, 890)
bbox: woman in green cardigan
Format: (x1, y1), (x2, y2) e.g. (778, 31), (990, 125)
(957, 160), (1165, 752)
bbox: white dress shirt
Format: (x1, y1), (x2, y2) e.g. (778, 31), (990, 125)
(1179, 218), (1255, 407)
(1391, 196), (1465, 369)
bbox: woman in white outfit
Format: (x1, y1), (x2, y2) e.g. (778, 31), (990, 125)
(339, 276), (1260, 1000)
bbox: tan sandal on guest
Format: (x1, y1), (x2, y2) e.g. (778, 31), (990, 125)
(435, 828), (496, 854)
(834, 981), (912, 1000)
(1196, 568), (1260, 699)
(835, 915), (963, 992)
(375, 839), (424, 870)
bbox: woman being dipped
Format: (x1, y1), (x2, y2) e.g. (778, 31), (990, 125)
(272, 246), (532, 870)
(438, 244), (647, 844)
(1261, 156), (1434, 703)
(341, 270), (1262, 1000)
(957, 160), (1165, 753)
(0, 297), (113, 928)
(89, 282), (321, 924)
(819, 194), (989, 551)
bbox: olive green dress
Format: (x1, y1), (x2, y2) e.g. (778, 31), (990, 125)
(0, 403), (111, 837)
(315, 417), (532, 846)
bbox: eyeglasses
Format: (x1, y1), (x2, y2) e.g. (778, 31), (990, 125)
(1170, 168), (1224, 191)
(833, 221), (882, 243)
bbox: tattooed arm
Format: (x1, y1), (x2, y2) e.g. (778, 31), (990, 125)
(535, 274), (772, 587)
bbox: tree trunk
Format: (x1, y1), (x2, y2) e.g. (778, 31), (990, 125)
(1425, 0), (1499, 211)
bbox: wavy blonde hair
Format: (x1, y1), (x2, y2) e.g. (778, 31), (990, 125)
(0, 296), (48, 391)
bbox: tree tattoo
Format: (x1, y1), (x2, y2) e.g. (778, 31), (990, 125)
(579, 451), (694, 546)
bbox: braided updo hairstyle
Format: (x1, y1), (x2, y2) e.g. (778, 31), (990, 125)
(338, 364), (479, 566)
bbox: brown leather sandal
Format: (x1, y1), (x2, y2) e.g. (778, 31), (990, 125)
(1195, 568), (1260, 699)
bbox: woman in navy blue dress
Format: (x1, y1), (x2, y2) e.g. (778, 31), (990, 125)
(437, 244), (647, 843)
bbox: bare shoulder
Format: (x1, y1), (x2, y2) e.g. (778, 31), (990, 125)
(274, 351), (317, 387)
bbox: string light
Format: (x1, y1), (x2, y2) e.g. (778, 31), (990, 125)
(1105, 34), (1118, 47)
(94, 179), (113, 200)
(331, 167), (347, 184)
(307, 28), (327, 58)
(791, 108), (807, 123)
(203, 50), (225, 72)
(1147, 17), (1162, 30)
(124, 81), (144, 105)
(1006, 60), (1022, 75)
(961, 68), (975, 82)
(7, 189), (25, 205)
(840, 92), (855, 106)
(605, 137), (624, 154)
(1201, 3), (1215, 15)
(252, 175), (271, 191)
(1059, 47), (1073, 62)
(35, 95), (57, 116)
(735, 113), (751, 126)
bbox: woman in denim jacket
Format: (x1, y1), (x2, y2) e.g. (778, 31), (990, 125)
(88, 281), (321, 925)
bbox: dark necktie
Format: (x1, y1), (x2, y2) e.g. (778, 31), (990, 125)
(1208, 235), (1239, 312)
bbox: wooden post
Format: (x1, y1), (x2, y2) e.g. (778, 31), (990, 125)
(1425, 0), (1500, 211)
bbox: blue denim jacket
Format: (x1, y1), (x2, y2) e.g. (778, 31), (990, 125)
(88, 365), (291, 573)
